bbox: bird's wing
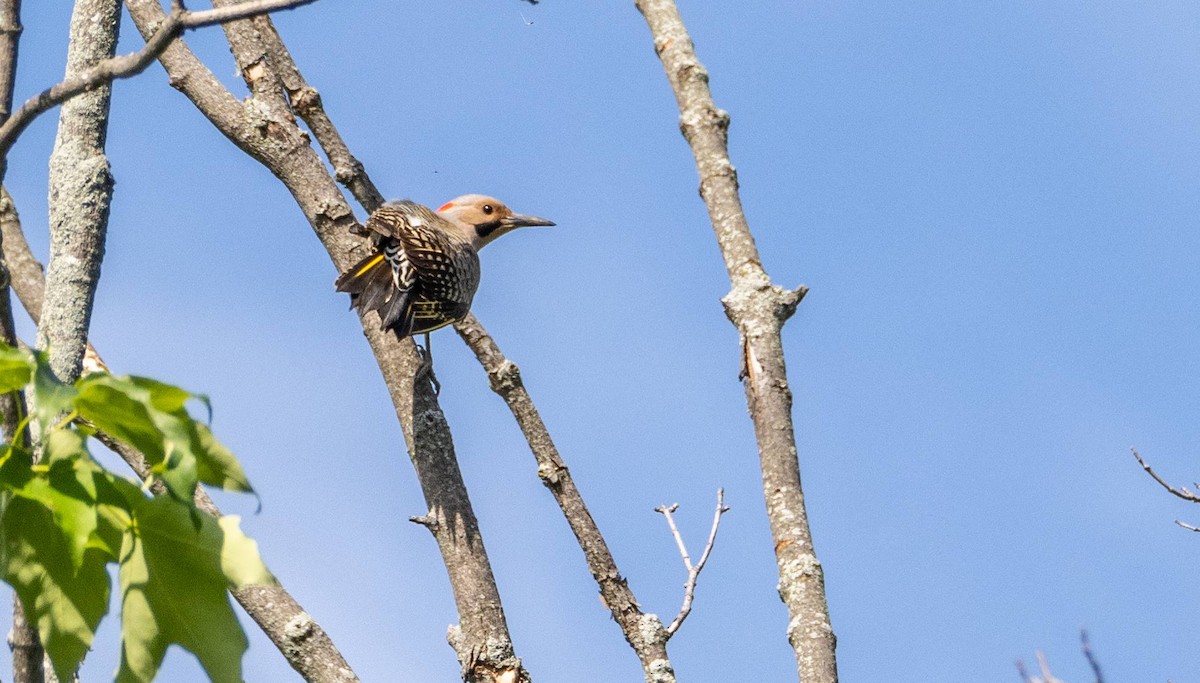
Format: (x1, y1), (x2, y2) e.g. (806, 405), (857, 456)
(398, 226), (480, 334)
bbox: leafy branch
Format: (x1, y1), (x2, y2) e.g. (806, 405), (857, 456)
(0, 344), (271, 682)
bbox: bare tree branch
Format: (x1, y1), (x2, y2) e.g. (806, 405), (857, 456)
(1132, 448), (1200, 502)
(247, 14), (384, 213)
(1015, 659), (1033, 683)
(1081, 629), (1104, 683)
(123, 2), (528, 679)
(1036, 650), (1062, 683)
(632, 0), (835, 679)
(0, 0), (18, 123)
(38, 0), (121, 384)
(655, 489), (729, 636)
(0, 0), (317, 171)
(455, 315), (678, 681)
(0, 187), (106, 375)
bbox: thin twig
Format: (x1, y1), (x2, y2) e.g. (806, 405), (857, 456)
(1035, 650), (1061, 683)
(656, 489), (729, 636)
(1132, 448), (1200, 502)
(1081, 629), (1104, 683)
(655, 504), (689, 568)
(0, 0), (318, 165)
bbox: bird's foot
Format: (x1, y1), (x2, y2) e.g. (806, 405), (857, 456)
(415, 342), (441, 396)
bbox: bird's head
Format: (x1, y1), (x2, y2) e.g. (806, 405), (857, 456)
(437, 194), (555, 249)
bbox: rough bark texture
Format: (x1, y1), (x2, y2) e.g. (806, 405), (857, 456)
(633, 1), (838, 681)
(0, 183), (359, 683)
(454, 315), (677, 682)
(0, 0), (18, 123)
(38, 0), (120, 384)
(123, 2), (528, 680)
(0, 2), (43, 679)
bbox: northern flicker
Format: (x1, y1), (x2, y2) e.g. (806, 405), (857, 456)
(335, 195), (555, 367)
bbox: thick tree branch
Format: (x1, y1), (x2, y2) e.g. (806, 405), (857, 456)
(250, 16), (384, 213)
(654, 489), (728, 637)
(633, 1), (837, 680)
(123, 2), (528, 680)
(0, 188), (106, 375)
(454, 315), (678, 682)
(0, 0), (317, 170)
(0, 183), (358, 683)
(38, 0), (121, 384)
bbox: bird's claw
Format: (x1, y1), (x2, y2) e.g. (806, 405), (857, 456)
(415, 343), (441, 396)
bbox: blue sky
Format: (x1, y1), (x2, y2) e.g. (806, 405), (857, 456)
(7, 1), (1200, 681)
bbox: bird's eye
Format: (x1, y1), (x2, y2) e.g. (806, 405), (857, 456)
(482, 204), (494, 215)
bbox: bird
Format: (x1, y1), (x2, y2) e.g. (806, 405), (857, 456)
(335, 195), (555, 389)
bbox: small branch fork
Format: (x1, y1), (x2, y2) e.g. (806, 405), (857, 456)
(1131, 448), (1200, 531)
(655, 489), (730, 636)
(0, 0), (317, 164)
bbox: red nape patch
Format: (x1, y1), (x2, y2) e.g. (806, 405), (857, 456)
(437, 202), (455, 212)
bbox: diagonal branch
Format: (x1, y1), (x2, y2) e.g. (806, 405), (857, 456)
(260, 6), (683, 676)
(1081, 629), (1105, 683)
(455, 316), (679, 681)
(123, 2), (528, 680)
(655, 489), (729, 636)
(1132, 448), (1200, 503)
(0, 0), (317, 169)
(633, 0), (836, 680)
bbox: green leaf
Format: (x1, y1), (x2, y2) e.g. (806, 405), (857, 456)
(1, 495), (111, 681)
(4, 435), (100, 573)
(0, 344), (32, 394)
(193, 423), (252, 493)
(74, 374), (251, 499)
(73, 375), (167, 467)
(117, 497), (274, 683)
(126, 376), (192, 414)
(44, 427), (88, 467)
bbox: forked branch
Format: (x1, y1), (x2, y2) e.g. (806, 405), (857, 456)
(655, 489), (730, 636)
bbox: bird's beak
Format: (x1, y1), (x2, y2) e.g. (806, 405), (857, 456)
(501, 213), (556, 228)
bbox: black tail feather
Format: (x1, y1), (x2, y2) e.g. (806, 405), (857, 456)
(336, 252), (416, 336)
(336, 253), (392, 314)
